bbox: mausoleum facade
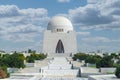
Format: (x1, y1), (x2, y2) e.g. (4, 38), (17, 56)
(42, 16), (77, 56)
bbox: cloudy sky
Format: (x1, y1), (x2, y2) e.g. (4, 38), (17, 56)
(0, 0), (120, 53)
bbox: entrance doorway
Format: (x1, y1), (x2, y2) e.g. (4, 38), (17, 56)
(56, 40), (64, 53)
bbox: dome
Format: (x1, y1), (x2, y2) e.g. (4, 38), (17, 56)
(47, 16), (73, 33)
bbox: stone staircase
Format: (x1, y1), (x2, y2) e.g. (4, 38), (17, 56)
(41, 57), (80, 77)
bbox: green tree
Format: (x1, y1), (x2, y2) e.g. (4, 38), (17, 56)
(118, 53), (120, 56)
(38, 54), (47, 60)
(117, 59), (120, 64)
(85, 55), (102, 64)
(85, 56), (96, 64)
(73, 53), (88, 61)
(0, 58), (5, 66)
(0, 54), (10, 67)
(26, 56), (35, 63)
(26, 53), (47, 63)
(5, 52), (25, 68)
(115, 65), (120, 78)
(96, 56), (114, 68)
(110, 53), (118, 59)
(0, 53), (1, 57)
(18, 53), (26, 61)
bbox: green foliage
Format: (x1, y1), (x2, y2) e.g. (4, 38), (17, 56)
(0, 52), (25, 68)
(0, 54), (10, 67)
(96, 56), (114, 68)
(73, 53), (118, 68)
(118, 53), (120, 56)
(73, 53), (88, 61)
(117, 59), (120, 64)
(85, 55), (102, 64)
(85, 56), (95, 64)
(115, 65), (120, 78)
(18, 54), (26, 61)
(110, 53), (118, 59)
(0, 52), (46, 68)
(6, 53), (25, 68)
(73, 53), (102, 65)
(26, 53), (47, 63)
(26, 56), (35, 63)
(0, 57), (5, 66)
(0, 53), (1, 57)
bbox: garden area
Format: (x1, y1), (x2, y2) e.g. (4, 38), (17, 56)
(0, 51), (47, 79)
(73, 52), (120, 78)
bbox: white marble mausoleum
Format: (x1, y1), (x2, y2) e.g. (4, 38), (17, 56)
(42, 16), (77, 56)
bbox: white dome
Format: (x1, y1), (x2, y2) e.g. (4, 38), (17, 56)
(47, 16), (73, 33)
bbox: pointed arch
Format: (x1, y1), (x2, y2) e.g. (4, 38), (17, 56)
(56, 39), (64, 53)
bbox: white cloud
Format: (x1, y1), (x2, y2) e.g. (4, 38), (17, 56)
(87, 0), (105, 4)
(79, 36), (120, 52)
(0, 5), (49, 42)
(1, 24), (44, 42)
(77, 31), (90, 36)
(68, 0), (120, 30)
(87, 0), (98, 4)
(58, 0), (70, 3)
(81, 36), (120, 43)
(78, 43), (120, 53)
(81, 37), (111, 43)
(0, 5), (19, 17)
(19, 41), (43, 52)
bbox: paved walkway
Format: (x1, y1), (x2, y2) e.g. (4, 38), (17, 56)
(7, 57), (89, 80)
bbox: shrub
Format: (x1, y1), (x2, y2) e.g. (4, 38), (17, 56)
(0, 52), (25, 68)
(26, 53), (47, 63)
(0, 66), (10, 79)
(96, 56), (114, 68)
(0, 67), (7, 79)
(73, 53), (88, 61)
(115, 65), (120, 78)
(6, 53), (25, 68)
(26, 56), (35, 63)
(85, 56), (96, 64)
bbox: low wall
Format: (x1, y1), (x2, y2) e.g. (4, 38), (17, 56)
(80, 67), (100, 77)
(41, 70), (79, 77)
(88, 74), (119, 80)
(41, 66), (72, 70)
(25, 63), (36, 67)
(100, 68), (116, 73)
(7, 68), (19, 73)
(86, 63), (96, 67)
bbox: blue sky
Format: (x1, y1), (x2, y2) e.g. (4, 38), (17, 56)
(0, 0), (120, 53)
(0, 0), (86, 16)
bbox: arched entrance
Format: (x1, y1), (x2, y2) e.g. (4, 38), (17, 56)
(56, 40), (64, 53)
